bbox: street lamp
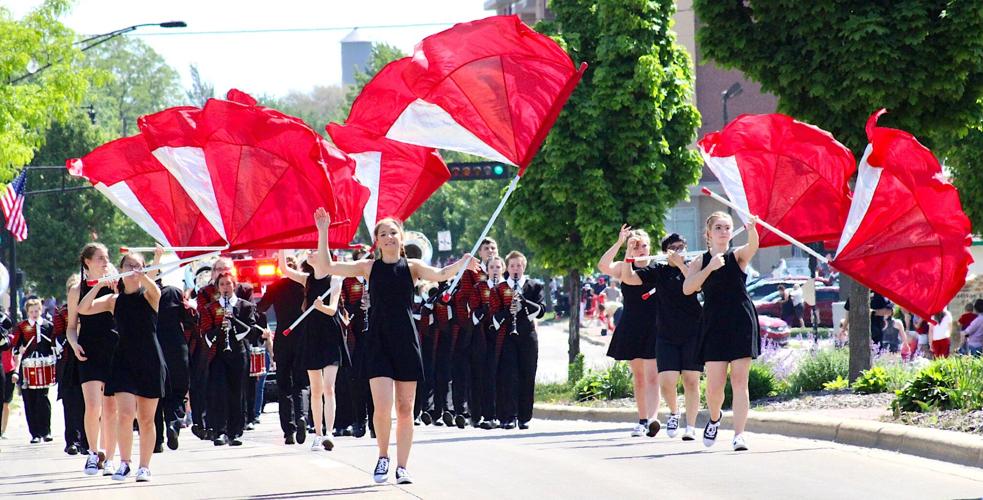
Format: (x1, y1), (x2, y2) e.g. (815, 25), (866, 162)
(721, 82), (744, 126)
(9, 21), (187, 84)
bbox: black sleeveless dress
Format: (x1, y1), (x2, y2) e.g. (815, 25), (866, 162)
(302, 272), (344, 370)
(364, 258), (423, 382)
(699, 251), (759, 361)
(77, 280), (119, 385)
(606, 274), (658, 360)
(107, 288), (166, 398)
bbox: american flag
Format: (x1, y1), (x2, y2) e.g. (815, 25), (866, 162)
(1, 170), (28, 242)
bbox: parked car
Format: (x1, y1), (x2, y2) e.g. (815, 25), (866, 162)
(758, 315), (790, 346)
(753, 286), (840, 327)
(746, 276), (831, 302)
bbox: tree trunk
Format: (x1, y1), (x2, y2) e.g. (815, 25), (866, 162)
(844, 274), (871, 381)
(567, 268), (581, 364)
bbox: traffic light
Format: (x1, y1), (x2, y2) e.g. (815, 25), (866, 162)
(447, 161), (511, 181)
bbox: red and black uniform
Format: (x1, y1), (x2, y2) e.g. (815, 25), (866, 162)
(475, 277), (504, 424)
(13, 318), (55, 439)
(493, 276), (544, 426)
(257, 276), (308, 440)
(202, 294), (260, 441)
(190, 283), (219, 435)
(54, 304), (87, 452)
(413, 289), (432, 420)
(338, 276), (372, 435)
(430, 286), (455, 420)
(449, 269), (484, 423)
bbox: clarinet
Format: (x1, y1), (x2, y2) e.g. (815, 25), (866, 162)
(510, 272), (521, 336)
(221, 294), (233, 352)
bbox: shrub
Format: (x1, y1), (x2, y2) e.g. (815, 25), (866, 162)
(823, 375), (850, 391)
(853, 366), (889, 394)
(568, 353), (585, 385)
(719, 361), (777, 409)
(788, 348), (849, 394)
(891, 356), (983, 413)
(573, 362), (634, 401)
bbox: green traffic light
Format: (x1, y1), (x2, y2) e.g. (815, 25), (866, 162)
(493, 165), (504, 175)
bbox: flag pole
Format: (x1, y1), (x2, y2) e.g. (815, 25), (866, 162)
(442, 174), (521, 301)
(701, 187), (828, 263)
(88, 250), (221, 286)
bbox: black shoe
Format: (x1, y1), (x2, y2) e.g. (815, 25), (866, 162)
(30, 436), (40, 444)
(43, 435), (53, 442)
(442, 411), (454, 427)
(213, 434), (229, 446)
(229, 437), (243, 446)
(518, 420), (530, 430)
(191, 424), (205, 440)
(332, 427), (344, 437)
(433, 417), (444, 427)
(295, 424), (307, 445)
(370, 428), (376, 439)
(343, 427), (353, 436)
(454, 414), (467, 429)
(480, 419), (499, 430)
(353, 425), (366, 438)
(420, 412), (433, 426)
(501, 419), (517, 430)
(284, 434), (296, 445)
(471, 417), (482, 429)
(166, 422), (180, 450)
(413, 418), (421, 426)
(65, 444), (79, 455)
(153, 443), (164, 453)
(646, 419), (661, 438)
(245, 422), (255, 431)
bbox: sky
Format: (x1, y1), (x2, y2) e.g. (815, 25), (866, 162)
(8, 0), (493, 97)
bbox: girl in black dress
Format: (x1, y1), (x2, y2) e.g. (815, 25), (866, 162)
(597, 225), (661, 438)
(66, 243), (120, 476)
(79, 251), (164, 481)
(280, 253), (344, 452)
(314, 207), (478, 485)
(683, 212), (759, 452)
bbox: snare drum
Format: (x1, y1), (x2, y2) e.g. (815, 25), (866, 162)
(22, 355), (57, 389)
(248, 347), (267, 377)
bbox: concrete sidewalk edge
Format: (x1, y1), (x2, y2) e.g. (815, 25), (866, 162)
(533, 403), (983, 468)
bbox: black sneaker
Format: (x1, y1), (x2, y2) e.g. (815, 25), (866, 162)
(441, 411), (454, 427)
(213, 434), (229, 446)
(454, 414), (467, 429)
(703, 419), (720, 447)
(43, 435), (53, 442)
(420, 412), (433, 426)
(284, 434), (296, 445)
(501, 419), (517, 430)
(65, 444), (79, 455)
(295, 423), (307, 445)
(395, 466), (412, 484)
(353, 425), (366, 438)
(373, 457), (390, 483)
(343, 427), (353, 437)
(646, 419), (661, 437)
(229, 437), (243, 446)
(480, 419), (499, 430)
(191, 424), (205, 440)
(166, 421), (180, 450)
(518, 420), (530, 430)
(153, 443), (164, 453)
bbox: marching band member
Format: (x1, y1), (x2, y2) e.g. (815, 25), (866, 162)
(597, 226), (661, 437)
(54, 275), (88, 455)
(683, 212), (760, 452)
(154, 279), (197, 452)
(314, 207), (478, 484)
(190, 257), (233, 441)
(280, 253), (345, 452)
(476, 255), (505, 429)
(413, 282), (434, 425)
(430, 283), (455, 428)
(78, 252), (165, 482)
(494, 251), (544, 430)
(201, 271), (261, 446)
(261, 254), (310, 445)
(339, 249), (374, 438)
(12, 297), (55, 443)
(67, 243), (120, 476)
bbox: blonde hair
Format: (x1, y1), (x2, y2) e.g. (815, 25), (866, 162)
(627, 229), (651, 257)
(505, 250), (527, 267)
(705, 211), (733, 247)
(25, 298), (42, 312)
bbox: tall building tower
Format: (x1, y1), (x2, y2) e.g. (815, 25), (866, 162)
(341, 28), (373, 86)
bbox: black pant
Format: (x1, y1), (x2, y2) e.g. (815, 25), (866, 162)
(497, 331), (538, 423)
(156, 345), (190, 445)
(334, 364), (353, 430)
(432, 328), (453, 415)
(23, 387), (51, 438)
(482, 324), (501, 421)
(208, 349), (245, 437)
(189, 345), (209, 430)
(414, 333), (435, 418)
(469, 324), (487, 421)
(450, 324), (473, 416)
(273, 335), (308, 437)
(62, 385), (87, 449)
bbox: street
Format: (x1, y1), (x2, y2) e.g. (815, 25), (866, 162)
(2, 399), (983, 499)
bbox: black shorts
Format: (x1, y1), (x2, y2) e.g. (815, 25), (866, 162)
(657, 336), (704, 373)
(3, 371), (14, 403)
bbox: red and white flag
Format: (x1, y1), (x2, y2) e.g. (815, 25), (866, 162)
(832, 110), (973, 320)
(1, 170), (28, 242)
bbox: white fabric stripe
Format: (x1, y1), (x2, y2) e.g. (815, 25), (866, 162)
(699, 148), (753, 223)
(151, 146), (227, 239)
(834, 145), (882, 258)
(350, 151), (383, 236)
(94, 182), (171, 246)
(387, 99), (516, 166)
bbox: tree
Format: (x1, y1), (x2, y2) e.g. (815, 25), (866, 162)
(0, 0), (92, 179)
(506, 0), (703, 363)
(82, 36), (182, 136)
(946, 121), (983, 232)
(186, 64), (214, 107)
(694, 1), (983, 380)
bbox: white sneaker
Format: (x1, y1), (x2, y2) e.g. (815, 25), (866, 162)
(135, 467), (152, 482)
(666, 414), (680, 438)
(84, 452), (100, 475)
(310, 435), (323, 451)
(102, 460), (116, 477)
(682, 426), (697, 441)
(373, 457), (390, 483)
(703, 419), (720, 447)
(630, 423), (646, 437)
(732, 433), (749, 451)
(395, 466), (412, 484)
(111, 462), (131, 481)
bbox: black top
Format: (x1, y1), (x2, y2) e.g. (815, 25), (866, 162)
(156, 285), (189, 353)
(699, 250), (759, 361)
(636, 263), (702, 345)
(257, 277), (305, 336)
(364, 257), (424, 381)
(109, 287), (166, 398)
(78, 281), (117, 337)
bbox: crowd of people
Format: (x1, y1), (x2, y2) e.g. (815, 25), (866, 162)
(0, 209), (545, 485)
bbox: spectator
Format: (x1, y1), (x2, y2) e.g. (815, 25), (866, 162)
(777, 285), (795, 326)
(929, 307), (953, 358)
(957, 302), (977, 354)
(844, 292), (894, 346)
(961, 299), (983, 355)
(789, 284), (805, 328)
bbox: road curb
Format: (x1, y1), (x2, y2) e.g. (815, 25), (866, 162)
(578, 331), (607, 347)
(534, 403), (983, 468)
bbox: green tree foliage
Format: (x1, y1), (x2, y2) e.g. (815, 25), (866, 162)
(505, 0), (703, 360)
(186, 63), (214, 107)
(946, 124), (983, 231)
(82, 36), (182, 136)
(0, 0), (92, 178)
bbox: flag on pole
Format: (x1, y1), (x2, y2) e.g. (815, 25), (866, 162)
(1, 170), (28, 242)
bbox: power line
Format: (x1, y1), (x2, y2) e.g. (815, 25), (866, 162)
(124, 22), (458, 37)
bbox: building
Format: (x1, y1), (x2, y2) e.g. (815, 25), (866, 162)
(341, 28), (373, 86)
(484, 1), (798, 275)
